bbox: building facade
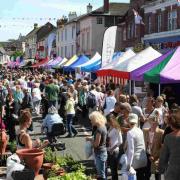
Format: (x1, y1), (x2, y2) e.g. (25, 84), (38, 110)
(25, 24), (39, 59)
(56, 0), (129, 58)
(142, 0), (180, 52)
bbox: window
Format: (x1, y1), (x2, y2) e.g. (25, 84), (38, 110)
(123, 28), (126, 41)
(131, 23), (134, 38)
(105, 16), (114, 27)
(87, 32), (90, 50)
(65, 29), (67, 41)
(127, 24), (131, 39)
(65, 46), (67, 57)
(82, 33), (85, 51)
(72, 26), (74, 39)
(97, 17), (103, 24)
(157, 14), (162, 32)
(61, 47), (63, 57)
(148, 15), (152, 33)
(71, 45), (74, 56)
(168, 10), (177, 31)
(61, 31), (63, 41)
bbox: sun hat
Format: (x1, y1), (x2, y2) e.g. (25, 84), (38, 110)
(128, 113), (138, 124)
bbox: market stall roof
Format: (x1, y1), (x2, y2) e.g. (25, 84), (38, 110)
(78, 52), (101, 68)
(53, 58), (68, 68)
(63, 55), (78, 68)
(31, 58), (49, 68)
(65, 55), (89, 71)
(81, 60), (101, 72)
(96, 49), (136, 76)
(45, 56), (62, 68)
(130, 50), (174, 81)
(110, 47), (162, 79)
(144, 46), (180, 84)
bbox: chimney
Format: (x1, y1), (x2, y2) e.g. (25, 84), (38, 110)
(87, 3), (93, 13)
(104, 0), (109, 13)
(34, 23), (38, 29)
(68, 12), (77, 21)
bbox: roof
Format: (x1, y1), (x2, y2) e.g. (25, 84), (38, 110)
(25, 27), (41, 39)
(0, 47), (6, 54)
(66, 2), (129, 25)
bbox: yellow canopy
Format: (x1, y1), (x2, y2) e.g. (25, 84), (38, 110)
(63, 55), (78, 67)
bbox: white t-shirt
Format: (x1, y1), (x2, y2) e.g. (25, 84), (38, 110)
(104, 96), (116, 116)
(32, 87), (42, 102)
(108, 128), (122, 151)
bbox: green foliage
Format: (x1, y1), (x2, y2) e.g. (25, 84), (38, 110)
(8, 141), (17, 153)
(44, 147), (56, 163)
(11, 50), (24, 59)
(47, 170), (92, 180)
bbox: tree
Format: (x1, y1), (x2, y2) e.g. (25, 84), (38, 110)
(11, 50), (24, 60)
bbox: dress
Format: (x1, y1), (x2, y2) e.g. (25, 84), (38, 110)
(159, 133), (180, 180)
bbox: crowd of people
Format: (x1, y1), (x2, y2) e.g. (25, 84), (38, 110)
(0, 67), (180, 180)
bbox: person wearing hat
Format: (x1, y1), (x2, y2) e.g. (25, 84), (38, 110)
(143, 115), (164, 180)
(126, 113), (147, 180)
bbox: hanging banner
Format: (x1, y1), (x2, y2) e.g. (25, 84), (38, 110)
(101, 26), (117, 68)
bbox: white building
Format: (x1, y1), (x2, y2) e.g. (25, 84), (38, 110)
(0, 47), (9, 64)
(56, 13), (77, 59)
(25, 24), (39, 59)
(56, 1), (129, 58)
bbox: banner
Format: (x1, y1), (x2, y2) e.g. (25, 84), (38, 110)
(101, 26), (117, 68)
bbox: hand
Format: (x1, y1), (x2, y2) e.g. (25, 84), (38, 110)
(149, 156), (154, 162)
(86, 136), (93, 142)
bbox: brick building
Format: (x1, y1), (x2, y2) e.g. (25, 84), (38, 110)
(142, 0), (180, 52)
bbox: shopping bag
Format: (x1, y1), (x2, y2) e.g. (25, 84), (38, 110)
(85, 141), (93, 159)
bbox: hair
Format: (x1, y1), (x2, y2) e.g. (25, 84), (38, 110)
(156, 96), (164, 103)
(67, 92), (73, 98)
(107, 90), (114, 96)
(169, 107), (180, 129)
(129, 94), (138, 105)
(106, 114), (120, 130)
(89, 111), (107, 126)
(19, 109), (32, 125)
(48, 106), (58, 114)
(119, 94), (127, 103)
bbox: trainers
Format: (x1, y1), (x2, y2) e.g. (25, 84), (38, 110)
(65, 134), (72, 138)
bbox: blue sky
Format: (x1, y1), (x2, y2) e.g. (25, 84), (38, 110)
(0, 0), (129, 41)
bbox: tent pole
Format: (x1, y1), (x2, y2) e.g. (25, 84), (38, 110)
(133, 80), (135, 94)
(129, 80), (131, 95)
(158, 84), (161, 96)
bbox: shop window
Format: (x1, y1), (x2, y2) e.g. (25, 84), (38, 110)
(157, 14), (162, 32)
(168, 10), (177, 31)
(127, 24), (131, 39)
(123, 28), (126, 41)
(148, 15), (152, 34)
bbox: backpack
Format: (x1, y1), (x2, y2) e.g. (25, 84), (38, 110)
(86, 92), (96, 108)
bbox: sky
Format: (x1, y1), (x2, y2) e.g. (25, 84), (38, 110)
(0, 0), (129, 41)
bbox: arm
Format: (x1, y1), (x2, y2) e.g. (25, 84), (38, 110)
(22, 133), (33, 149)
(127, 131), (134, 169)
(93, 132), (101, 148)
(159, 136), (170, 173)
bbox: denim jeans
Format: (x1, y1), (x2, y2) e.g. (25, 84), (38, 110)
(66, 114), (77, 136)
(94, 151), (107, 179)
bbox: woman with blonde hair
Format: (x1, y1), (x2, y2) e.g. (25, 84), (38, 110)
(87, 111), (107, 180)
(106, 114), (123, 180)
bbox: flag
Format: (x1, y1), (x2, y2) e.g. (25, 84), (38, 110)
(101, 26), (117, 68)
(133, 9), (145, 25)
